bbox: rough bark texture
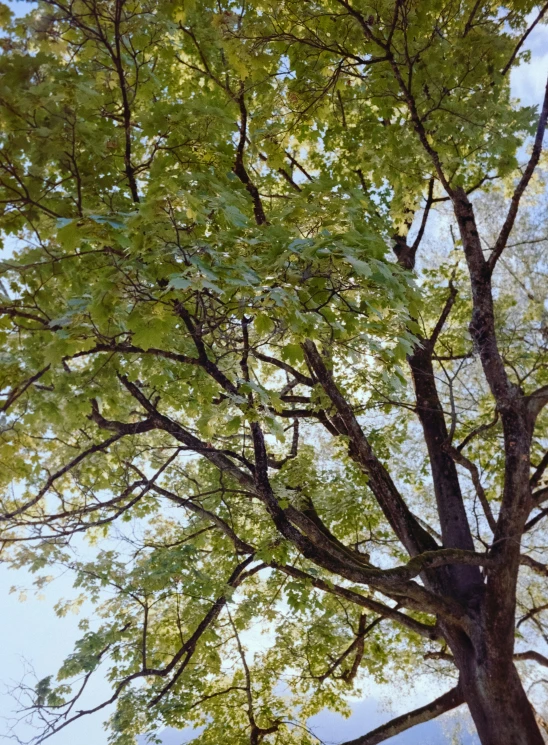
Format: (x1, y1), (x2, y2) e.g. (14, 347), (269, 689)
(448, 625), (544, 745)
(408, 343), (484, 600)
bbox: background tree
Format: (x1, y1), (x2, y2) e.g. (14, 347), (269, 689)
(0, 1), (547, 743)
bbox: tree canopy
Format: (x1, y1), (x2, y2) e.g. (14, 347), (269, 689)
(0, 1), (548, 743)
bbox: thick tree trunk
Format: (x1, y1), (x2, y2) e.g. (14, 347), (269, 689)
(462, 663), (543, 744)
(446, 626), (545, 745)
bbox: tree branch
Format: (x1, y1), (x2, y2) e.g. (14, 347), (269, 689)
(520, 554), (548, 578)
(233, 86), (267, 226)
(445, 445), (496, 531)
(526, 384), (548, 426)
(302, 339), (437, 558)
(338, 683), (463, 745)
(0, 433), (124, 521)
(488, 75), (548, 272)
(531, 450), (548, 489)
(0, 365), (50, 413)
(501, 3), (548, 77)
(514, 650), (548, 668)
(270, 562), (440, 640)
(253, 350), (314, 387)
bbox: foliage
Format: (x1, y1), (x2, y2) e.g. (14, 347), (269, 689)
(0, 1), (547, 744)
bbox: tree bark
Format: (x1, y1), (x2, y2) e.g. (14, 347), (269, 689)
(460, 661), (544, 745)
(439, 187), (543, 744)
(408, 343), (484, 600)
(444, 622), (545, 745)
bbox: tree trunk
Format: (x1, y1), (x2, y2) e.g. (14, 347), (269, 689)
(463, 665), (543, 744)
(447, 627), (545, 745)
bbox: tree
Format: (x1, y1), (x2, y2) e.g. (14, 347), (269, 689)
(0, 0), (547, 743)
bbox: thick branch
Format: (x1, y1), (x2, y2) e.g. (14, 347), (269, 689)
(407, 305), (482, 597)
(95, 382), (255, 487)
(109, 376), (463, 618)
(520, 554), (548, 578)
(339, 683), (463, 745)
(302, 339), (437, 558)
(526, 384), (548, 426)
(393, 179), (435, 269)
(271, 562), (440, 640)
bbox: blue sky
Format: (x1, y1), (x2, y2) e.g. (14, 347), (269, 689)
(0, 3), (547, 744)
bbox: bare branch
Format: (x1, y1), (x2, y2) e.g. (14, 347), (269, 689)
(445, 445), (496, 531)
(338, 683), (463, 745)
(515, 651), (548, 668)
(429, 281), (457, 348)
(531, 450), (548, 489)
(488, 75), (548, 272)
(233, 86), (267, 226)
(501, 3), (548, 77)
(456, 413), (499, 452)
(521, 554), (548, 578)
